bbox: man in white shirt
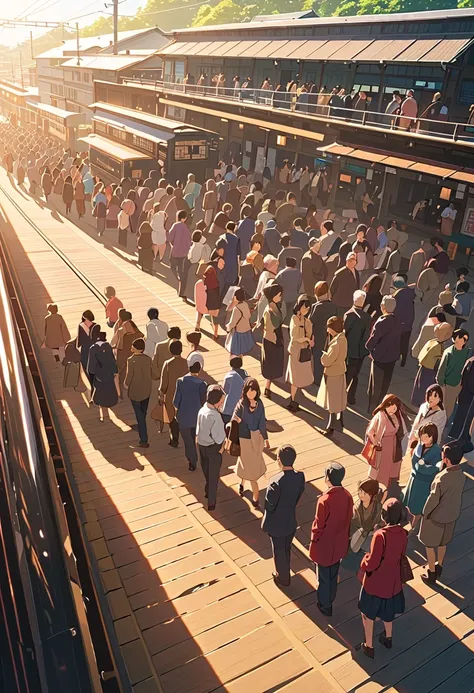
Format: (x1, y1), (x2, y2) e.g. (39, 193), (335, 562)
(196, 385), (226, 511)
(144, 307), (168, 359)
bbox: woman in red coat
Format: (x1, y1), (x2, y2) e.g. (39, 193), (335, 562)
(358, 498), (408, 658)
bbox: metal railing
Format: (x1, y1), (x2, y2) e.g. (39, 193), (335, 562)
(122, 77), (473, 143)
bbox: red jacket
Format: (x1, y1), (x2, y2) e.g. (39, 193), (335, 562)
(359, 525), (408, 598)
(309, 486), (353, 567)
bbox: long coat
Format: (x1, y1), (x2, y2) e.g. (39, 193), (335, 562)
(309, 486), (353, 566)
(87, 342), (118, 408)
(44, 313), (71, 349)
(402, 442), (442, 515)
(77, 322), (100, 372)
(317, 332), (348, 414)
(330, 266), (360, 311)
(310, 299), (337, 385)
(301, 250), (327, 294)
(159, 355), (188, 422)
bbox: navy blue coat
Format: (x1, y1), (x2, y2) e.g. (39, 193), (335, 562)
(393, 286), (416, 333)
(366, 313), (402, 364)
(173, 374), (207, 429)
(222, 232), (240, 285)
(262, 469), (305, 537)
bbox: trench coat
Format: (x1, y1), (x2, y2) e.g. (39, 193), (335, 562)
(87, 341), (119, 408)
(44, 312), (71, 349)
(316, 332), (348, 414)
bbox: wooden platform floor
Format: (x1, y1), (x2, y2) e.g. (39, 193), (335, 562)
(1, 168), (473, 693)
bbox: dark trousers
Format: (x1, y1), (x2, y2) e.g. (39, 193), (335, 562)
(317, 561), (341, 611)
(181, 426), (197, 468)
(170, 256), (188, 297)
(346, 356), (365, 403)
(169, 418), (179, 445)
(400, 330), (412, 367)
(368, 360), (396, 412)
(198, 443), (222, 507)
(270, 532), (295, 585)
(131, 398), (150, 444)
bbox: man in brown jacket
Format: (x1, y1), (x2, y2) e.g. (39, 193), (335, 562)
(329, 252), (360, 316)
(419, 441), (466, 584)
(159, 340), (188, 447)
(111, 311), (144, 395)
(301, 238), (327, 295)
(43, 303), (71, 362)
(124, 338), (152, 448)
(152, 326), (181, 381)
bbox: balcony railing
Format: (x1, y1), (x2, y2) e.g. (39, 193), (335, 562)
(122, 77), (474, 144)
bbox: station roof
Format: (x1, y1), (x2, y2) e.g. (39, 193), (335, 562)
(160, 35), (473, 63)
(62, 54), (151, 71)
(30, 101), (85, 122)
(93, 110), (173, 144)
(89, 101), (198, 133)
(78, 133), (152, 160)
(318, 141), (474, 184)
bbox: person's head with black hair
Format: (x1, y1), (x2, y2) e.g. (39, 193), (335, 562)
(426, 384), (444, 410)
(131, 338), (145, 353)
(168, 326), (181, 340)
(287, 192), (297, 204)
(147, 307), (159, 321)
(325, 462), (345, 487)
(226, 221), (236, 233)
(189, 360), (201, 374)
(280, 234), (291, 248)
(234, 287), (246, 302)
(456, 266), (468, 282)
(278, 444), (297, 469)
(177, 210), (188, 222)
(427, 309), (446, 324)
(430, 237), (444, 250)
(98, 331), (107, 342)
(286, 257), (297, 268)
(381, 498), (407, 526)
(206, 384), (225, 407)
(293, 217), (304, 230)
(263, 282), (283, 304)
(170, 340), (183, 356)
(230, 356), (243, 370)
(456, 281), (470, 294)
(442, 440), (463, 466)
(453, 328), (469, 350)
(293, 294), (312, 317)
(82, 310), (95, 322)
(192, 230), (203, 243)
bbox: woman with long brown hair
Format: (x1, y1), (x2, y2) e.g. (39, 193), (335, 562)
(227, 377), (269, 509)
(364, 394), (410, 490)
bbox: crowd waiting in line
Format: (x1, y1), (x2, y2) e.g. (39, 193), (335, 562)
(1, 118), (472, 662)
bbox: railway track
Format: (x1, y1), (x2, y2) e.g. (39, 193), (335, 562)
(0, 182), (129, 693)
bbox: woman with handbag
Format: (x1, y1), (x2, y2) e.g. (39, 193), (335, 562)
(261, 283), (285, 398)
(358, 498), (410, 659)
(316, 316), (348, 436)
(286, 295), (314, 412)
(350, 479), (382, 554)
(225, 288), (255, 357)
(364, 394), (409, 490)
(402, 422), (442, 531)
(227, 377), (270, 509)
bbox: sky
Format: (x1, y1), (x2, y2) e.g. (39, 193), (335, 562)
(0, 0), (142, 46)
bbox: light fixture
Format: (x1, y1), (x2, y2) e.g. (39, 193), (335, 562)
(277, 135), (286, 146)
(220, 118), (228, 122)
(239, 123), (244, 130)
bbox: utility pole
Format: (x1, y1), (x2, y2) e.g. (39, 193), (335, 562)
(113, 0), (118, 55)
(19, 49), (24, 89)
(76, 22), (80, 66)
(30, 31), (34, 60)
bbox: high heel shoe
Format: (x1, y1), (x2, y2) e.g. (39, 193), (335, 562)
(251, 498), (261, 510)
(264, 388), (272, 399)
(239, 483), (244, 497)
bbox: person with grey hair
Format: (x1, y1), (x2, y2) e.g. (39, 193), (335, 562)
(329, 252), (360, 316)
(344, 289), (371, 405)
(366, 295), (402, 411)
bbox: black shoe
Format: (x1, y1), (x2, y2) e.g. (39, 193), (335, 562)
(188, 464), (196, 471)
(168, 439), (179, 448)
(264, 388), (272, 399)
(379, 632), (392, 649)
(347, 398), (356, 405)
(421, 569), (437, 585)
(435, 563), (443, 578)
(361, 643), (374, 659)
(316, 601), (332, 617)
(208, 504), (216, 511)
(138, 441), (149, 448)
(239, 483), (244, 497)
(322, 428), (334, 437)
(272, 572), (290, 588)
(131, 424), (139, 431)
(251, 499), (261, 510)
(287, 399), (299, 412)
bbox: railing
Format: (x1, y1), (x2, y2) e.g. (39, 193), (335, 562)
(122, 77), (473, 143)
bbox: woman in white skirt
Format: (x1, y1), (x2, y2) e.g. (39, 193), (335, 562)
(317, 316), (348, 436)
(228, 378), (270, 509)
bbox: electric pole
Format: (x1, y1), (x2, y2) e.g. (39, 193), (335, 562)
(113, 0), (118, 55)
(30, 31), (34, 60)
(76, 22), (80, 66)
(19, 48), (24, 88)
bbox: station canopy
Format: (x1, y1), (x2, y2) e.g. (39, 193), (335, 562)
(159, 36), (472, 63)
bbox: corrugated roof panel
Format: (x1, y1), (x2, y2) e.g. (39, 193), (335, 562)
(223, 40), (258, 57)
(161, 41), (189, 55)
(187, 41), (215, 56)
(286, 39), (329, 59)
(239, 40), (270, 58)
(409, 162), (455, 178)
(248, 40), (273, 57)
(420, 37), (472, 62)
(218, 40), (245, 56)
(269, 40), (307, 59)
(392, 38), (440, 62)
(327, 39), (374, 61)
(205, 41), (231, 56)
(252, 40), (290, 58)
(309, 40), (350, 60)
(354, 39), (416, 62)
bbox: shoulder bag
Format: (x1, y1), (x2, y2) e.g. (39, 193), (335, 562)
(298, 320), (312, 363)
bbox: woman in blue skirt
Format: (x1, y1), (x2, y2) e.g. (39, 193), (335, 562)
(225, 288), (255, 357)
(358, 499), (408, 659)
(402, 422), (442, 530)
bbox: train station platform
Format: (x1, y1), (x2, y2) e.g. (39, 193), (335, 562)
(0, 167), (473, 693)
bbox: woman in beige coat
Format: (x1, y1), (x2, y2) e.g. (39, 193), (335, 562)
(286, 294), (314, 412)
(316, 316), (347, 436)
(43, 303), (71, 362)
(225, 288), (255, 356)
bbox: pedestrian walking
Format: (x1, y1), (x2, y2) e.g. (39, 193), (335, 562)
(261, 283), (285, 398)
(364, 394), (409, 491)
(402, 422), (442, 530)
(229, 377), (269, 509)
(411, 323), (452, 408)
(392, 276), (416, 367)
(448, 354), (474, 452)
(408, 384), (447, 449)
(366, 296), (402, 411)
(358, 499), (408, 659)
(159, 340), (188, 447)
(76, 310), (100, 386)
(330, 252), (360, 316)
(196, 385), (226, 511)
(350, 479), (382, 554)
(317, 316), (348, 436)
(168, 210), (192, 298)
(124, 338), (152, 448)
(87, 331), (118, 419)
(225, 288), (255, 356)
(286, 295), (314, 412)
(137, 222), (154, 273)
(310, 462), (353, 617)
(419, 441), (466, 584)
(301, 238), (327, 294)
(344, 290), (371, 405)
(104, 286), (123, 329)
(436, 328), (471, 418)
(310, 281), (336, 386)
(173, 353), (207, 470)
(43, 303), (71, 363)
(144, 307), (169, 359)
(262, 445), (305, 588)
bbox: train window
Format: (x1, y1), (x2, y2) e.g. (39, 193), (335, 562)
(174, 140), (208, 160)
(132, 135), (154, 154)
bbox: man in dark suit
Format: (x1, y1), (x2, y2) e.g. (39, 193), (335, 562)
(309, 462), (353, 616)
(173, 353), (207, 470)
(124, 338), (152, 448)
(329, 252), (360, 316)
(262, 445), (305, 588)
(392, 275), (416, 367)
(344, 289), (371, 405)
(365, 295), (402, 411)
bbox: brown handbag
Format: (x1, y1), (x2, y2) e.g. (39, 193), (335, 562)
(227, 419), (240, 457)
(400, 554), (414, 583)
(361, 439), (380, 468)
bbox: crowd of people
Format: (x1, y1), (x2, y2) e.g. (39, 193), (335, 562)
(2, 116), (471, 662)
